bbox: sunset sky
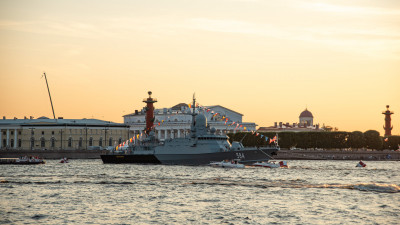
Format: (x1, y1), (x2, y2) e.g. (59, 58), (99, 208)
(0, 0), (399, 135)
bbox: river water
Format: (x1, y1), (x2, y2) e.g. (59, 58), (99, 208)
(1, 160), (399, 224)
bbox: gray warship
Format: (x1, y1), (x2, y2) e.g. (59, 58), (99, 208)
(101, 92), (279, 165)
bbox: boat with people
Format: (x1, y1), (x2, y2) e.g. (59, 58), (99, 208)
(252, 160), (288, 168)
(0, 156), (45, 165)
(59, 157), (69, 163)
(210, 159), (245, 168)
(101, 92), (280, 165)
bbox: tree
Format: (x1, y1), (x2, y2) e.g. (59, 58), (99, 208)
(347, 131), (365, 149)
(382, 136), (400, 150)
(364, 130), (383, 150)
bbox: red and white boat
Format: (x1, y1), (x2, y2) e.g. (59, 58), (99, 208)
(252, 161), (288, 168)
(356, 160), (366, 167)
(59, 157), (69, 163)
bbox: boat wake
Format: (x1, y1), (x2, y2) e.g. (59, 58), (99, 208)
(351, 183), (400, 193)
(186, 179), (400, 193)
(2, 176), (399, 193)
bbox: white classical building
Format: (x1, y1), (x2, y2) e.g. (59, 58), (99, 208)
(123, 103), (256, 140)
(0, 116), (129, 150)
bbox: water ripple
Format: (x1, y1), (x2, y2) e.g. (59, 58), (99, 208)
(0, 160), (399, 224)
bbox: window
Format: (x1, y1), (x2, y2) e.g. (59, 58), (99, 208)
(99, 137), (103, 147)
(42, 131), (44, 135)
(18, 131), (21, 135)
(79, 138), (83, 148)
(11, 131), (14, 135)
(119, 138), (122, 144)
(18, 139), (22, 147)
(109, 138), (113, 146)
(3, 139), (6, 147)
(51, 138), (55, 148)
(89, 137), (93, 146)
(52, 131), (54, 135)
(40, 137), (45, 148)
(68, 137), (73, 147)
(11, 139), (14, 147)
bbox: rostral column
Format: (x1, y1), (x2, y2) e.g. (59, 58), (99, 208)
(143, 91), (157, 135)
(382, 105), (394, 136)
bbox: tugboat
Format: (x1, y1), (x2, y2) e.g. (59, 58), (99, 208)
(101, 92), (279, 165)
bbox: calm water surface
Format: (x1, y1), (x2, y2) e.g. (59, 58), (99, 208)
(1, 160), (399, 224)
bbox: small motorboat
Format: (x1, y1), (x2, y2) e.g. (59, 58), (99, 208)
(210, 160), (245, 168)
(0, 156), (45, 165)
(356, 160), (366, 167)
(252, 161), (288, 168)
(59, 157), (69, 163)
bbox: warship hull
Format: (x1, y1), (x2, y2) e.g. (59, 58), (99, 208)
(101, 148), (278, 165)
(100, 154), (161, 164)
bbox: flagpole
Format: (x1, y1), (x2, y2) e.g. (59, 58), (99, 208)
(276, 133), (279, 146)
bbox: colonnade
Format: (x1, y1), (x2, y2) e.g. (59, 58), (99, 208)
(0, 129), (18, 149)
(130, 128), (231, 141)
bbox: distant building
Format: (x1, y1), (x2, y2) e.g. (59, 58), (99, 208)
(299, 108), (313, 126)
(0, 116), (129, 150)
(258, 109), (324, 133)
(123, 103), (257, 140)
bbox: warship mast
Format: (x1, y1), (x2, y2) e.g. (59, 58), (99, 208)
(190, 93), (197, 138)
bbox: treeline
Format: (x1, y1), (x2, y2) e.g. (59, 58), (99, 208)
(227, 130), (400, 150)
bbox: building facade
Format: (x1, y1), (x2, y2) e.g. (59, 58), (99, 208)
(123, 103), (257, 140)
(0, 117), (129, 150)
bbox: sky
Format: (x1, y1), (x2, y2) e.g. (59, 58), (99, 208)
(0, 0), (399, 135)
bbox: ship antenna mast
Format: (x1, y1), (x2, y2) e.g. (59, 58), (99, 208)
(42, 72), (56, 120)
(192, 93), (196, 112)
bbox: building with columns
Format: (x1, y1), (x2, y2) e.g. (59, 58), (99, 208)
(0, 116), (129, 150)
(123, 103), (257, 140)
